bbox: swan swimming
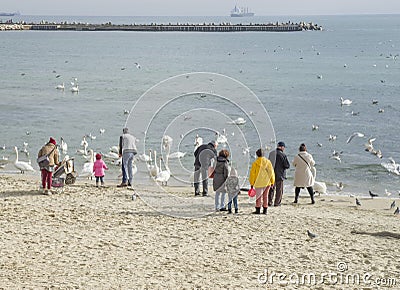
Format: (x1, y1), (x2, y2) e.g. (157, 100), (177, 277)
(340, 97), (352, 106)
(56, 83), (65, 90)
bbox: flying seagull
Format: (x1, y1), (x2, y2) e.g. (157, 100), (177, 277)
(369, 190), (378, 198)
(346, 132), (365, 144)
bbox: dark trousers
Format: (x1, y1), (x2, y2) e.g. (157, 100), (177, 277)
(294, 186), (315, 203)
(194, 165), (208, 195)
(268, 179), (284, 206)
(95, 176), (104, 183)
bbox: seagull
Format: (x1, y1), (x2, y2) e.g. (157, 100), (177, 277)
(372, 99), (379, 105)
(390, 200), (396, 209)
(340, 97), (353, 106)
(228, 117), (246, 125)
(378, 108), (384, 113)
(335, 182), (344, 191)
(99, 128), (105, 135)
(346, 132), (365, 144)
(356, 198), (361, 206)
(317, 143), (323, 147)
(369, 190), (378, 198)
(307, 230), (317, 239)
(312, 124), (319, 131)
(134, 62), (141, 69)
(328, 135), (337, 142)
(330, 152), (341, 163)
(364, 138), (376, 152)
(385, 189), (393, 197)
(394, 207), (400, 215)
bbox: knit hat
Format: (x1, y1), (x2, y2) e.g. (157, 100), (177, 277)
(123, 127), (129, 134)
(49, 137), (56, 145)
(96, 153), (102, 160)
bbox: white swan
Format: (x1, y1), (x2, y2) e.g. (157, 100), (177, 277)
(110, 145), (119, 153)
(71, 85), (79, 93)
(156, 157), (170, 186)
(194, 134), (203, 151)
(56, 83), (65, 90)
(228, 117), (246, 125)
(340, 97), (352, 106)
(215, 131), (228, 144)
(138, 150), (152, 162)
(13, 146), (35, 173)
(103, 151), (119, 160)
(168, 151), (186, 159)
(149, 150), (159, 177)
(60, 137), (68, 154)
(79, 149), (94, 178)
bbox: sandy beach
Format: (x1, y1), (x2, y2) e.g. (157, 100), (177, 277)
(0, 174), (399, 289)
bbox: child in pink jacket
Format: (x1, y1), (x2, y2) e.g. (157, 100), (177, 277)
(93, 153), (109, 187)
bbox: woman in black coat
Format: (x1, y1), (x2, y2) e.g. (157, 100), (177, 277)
(213, 149), (230, 211)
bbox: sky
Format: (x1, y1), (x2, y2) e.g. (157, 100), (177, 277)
(2, 0), (400, 16)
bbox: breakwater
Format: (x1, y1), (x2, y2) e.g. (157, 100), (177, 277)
(1, 21), (322, 32)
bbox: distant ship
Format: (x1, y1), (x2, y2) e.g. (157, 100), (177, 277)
(0, 12), (20, 16)
(230, 6), (254, 17)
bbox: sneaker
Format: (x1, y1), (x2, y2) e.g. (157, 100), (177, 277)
(44, 189), (52, 196)
(117, 183), (127, 188)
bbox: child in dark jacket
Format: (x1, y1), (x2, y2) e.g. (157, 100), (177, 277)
(226, 167), (240, 214)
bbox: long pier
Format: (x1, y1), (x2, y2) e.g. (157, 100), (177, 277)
(1, 21), (322, 32)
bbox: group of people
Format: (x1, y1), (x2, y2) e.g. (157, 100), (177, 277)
(193, 140), (317, 214)
(37, 127), (137, 194)
(37, 128), (317, 212)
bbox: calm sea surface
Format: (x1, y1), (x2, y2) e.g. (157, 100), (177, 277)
(1, 14), (399, 197)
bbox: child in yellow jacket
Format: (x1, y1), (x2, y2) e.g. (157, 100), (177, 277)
(249, 148), (275, 214)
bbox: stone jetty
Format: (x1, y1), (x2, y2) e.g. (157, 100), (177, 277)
(0, 20), (322, 32)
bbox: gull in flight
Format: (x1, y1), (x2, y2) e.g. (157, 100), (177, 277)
(134, 62), (141, 69)
(346, 132), (365, 144)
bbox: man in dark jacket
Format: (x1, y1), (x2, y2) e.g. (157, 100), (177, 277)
(268, 141), (290, 206)
(194, 140), (218, 196)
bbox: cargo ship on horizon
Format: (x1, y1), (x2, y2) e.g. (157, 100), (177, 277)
(0, 12), (20, 16)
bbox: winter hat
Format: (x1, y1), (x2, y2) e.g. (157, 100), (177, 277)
(49, 137), (56, 145)
(96, 153), (102, 160)
(123, 127), (129, 134)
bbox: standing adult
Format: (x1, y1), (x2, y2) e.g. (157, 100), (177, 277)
(194, 140), (218, 196)
(117, 132), (128, 187)
(292, 143), (316, 204)
(213, 149), (230, 211)
(268, 141), (290, 207)
(249, 148), (275, 214)
(37, 137), (60, 195)
(121, 127), (137, 189)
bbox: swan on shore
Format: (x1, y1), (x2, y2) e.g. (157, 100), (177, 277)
(79, 149), (94, 179)
(13, 146), (35, 173)
(156, 157), (170, 186)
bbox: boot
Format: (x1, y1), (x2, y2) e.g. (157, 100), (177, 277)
(294, 191), (299, 203)
(253, 207), (261, 214)
(235, 208), (238, 214)
(96, 182), (99, 188)
(310, 192), (315, 204)
(227, 209), (232, 214)
(263, 207), (268, 214)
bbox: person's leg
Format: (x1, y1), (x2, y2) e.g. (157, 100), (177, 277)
(233, 194), (238, 213)
(220, 191), (226, 210)
(46, 171), (52, 190)
(262, 186), (270, 214)
(96, 176), (100, 187)
(121, 159), (127, 184)
(227, 193), (232, 213)
(215, 190), (221, 210)
(254, 187), (265, 213)
(127, 153), (134, 186)
(201, 167), (208, 196)
(274, 180), (284, 206)
(307, 186), (315, 204)
(100, 176), (104, 186)
(41, 169), (46, 189)
(294, 187), (301, 203)
(268, 186), (275, 206)
(194, 166), (201, 195)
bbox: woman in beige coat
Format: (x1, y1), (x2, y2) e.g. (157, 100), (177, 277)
(292, 143), (315, 204)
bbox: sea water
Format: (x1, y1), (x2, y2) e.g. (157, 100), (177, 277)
(0, 14), (399, 197)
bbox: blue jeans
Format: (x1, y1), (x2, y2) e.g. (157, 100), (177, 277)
(215, 190), (226, 210)
(227, 192), (238, 210)
(121, 159), (127, 184)
(123, 152), (135, 185)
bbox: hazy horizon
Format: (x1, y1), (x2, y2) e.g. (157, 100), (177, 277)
(2, 0), (400, 17)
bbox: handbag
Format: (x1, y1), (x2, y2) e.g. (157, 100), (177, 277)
(208, 166), (215, 178)
(248, 187), (256, 197)
(37, 146), (56, 168)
